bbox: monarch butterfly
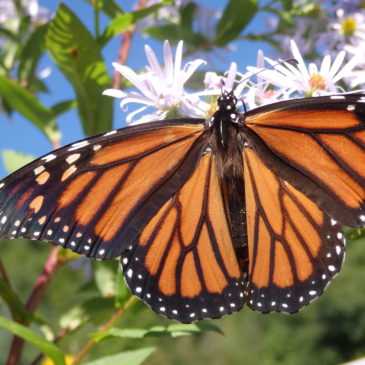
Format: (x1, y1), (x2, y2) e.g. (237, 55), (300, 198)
(0, 91), (364, 323)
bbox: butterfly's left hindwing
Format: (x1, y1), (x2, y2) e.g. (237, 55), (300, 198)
(0, 120), (206, 259)
(121, 154), (244, 323)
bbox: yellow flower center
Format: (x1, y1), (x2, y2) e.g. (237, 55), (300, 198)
(341, 17), (357, 36)
(307, 73), (327, 96)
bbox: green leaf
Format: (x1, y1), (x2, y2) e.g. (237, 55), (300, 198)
(143, 3), (207, 47)
(1, 150), (35, 174)
(99, 0), (173, 46)
(215, 0), (258, 46)
(83, 347), (155, 365)
(0, 316), (66, 365)
(93, 322), (223, 341)
(0, 26), (19, 43)
(346, 227), (365, 241)
(60, 297), (115, 331)
(82, 0), (124, 18)
(93, 260), (118, 298)
(0, 75), (61, 142)
(115, 266), (131, 307)
(46, 4), (112, 136)
(0, 277), (32, 322)
(168, 322), (224, 337)
(50, 99), (77, 117)
(18, 23), (48, 85)
(143, 24), (207, 47)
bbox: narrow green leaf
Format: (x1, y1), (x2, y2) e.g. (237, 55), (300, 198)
(18, 24), (48, 84)
(0, 27), (19, 43)
(0, 277), (32, 322)
(93, 260), (118, 298)
(46, 4), (112, 136)
(82, 0), (124, 18)
(0, 316), (66, 365)
(83, 347), (155, 365)
(93, 322), (223, 341)
(0, 75), (61, 142)
(99, 0), (173, 46)
(215, 0), (258, 46)
(1, 150), (35, 174)
(50, 99), (77, 117)
(168, 322), (224, 337)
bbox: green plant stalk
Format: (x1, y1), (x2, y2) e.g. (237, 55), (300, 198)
(71, 296), (138, 365)
(94, 0), (100, 38)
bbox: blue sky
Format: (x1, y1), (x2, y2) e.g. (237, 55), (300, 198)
(0, 0), (271, 177)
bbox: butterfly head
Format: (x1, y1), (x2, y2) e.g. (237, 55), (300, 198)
(207, 90), (240, 129)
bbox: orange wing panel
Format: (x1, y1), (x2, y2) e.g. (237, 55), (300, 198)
(243, 148), (346, 313)
(120, 154), (244, 323)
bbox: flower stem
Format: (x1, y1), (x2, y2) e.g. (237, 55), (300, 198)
(93, 0), (100, 39)
(111, 0), (148, 89)
(71, 296), (138, 365)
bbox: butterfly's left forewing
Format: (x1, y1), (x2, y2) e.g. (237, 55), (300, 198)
(0, 120), (206, 259)
(243, 148), (345, 313)
(121, 154), (244, 323)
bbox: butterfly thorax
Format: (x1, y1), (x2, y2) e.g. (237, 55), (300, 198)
(207, 91), (244, 180)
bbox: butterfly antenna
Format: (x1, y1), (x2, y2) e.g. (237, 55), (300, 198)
(231, 58), (298, 113)
(233, 58), (298, 92)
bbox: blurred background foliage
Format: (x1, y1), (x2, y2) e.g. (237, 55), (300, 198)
(0, 0), (365, 364)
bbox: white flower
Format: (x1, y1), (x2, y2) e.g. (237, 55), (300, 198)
(319, 9), (365, 53)
(103, 40), (206, 124)
(189, 62), (249, 116)
(244, 50), (290, 109)
(0, 0), (50, 24)
(248, 40), (360, 97)
(135, 0), (187, 31)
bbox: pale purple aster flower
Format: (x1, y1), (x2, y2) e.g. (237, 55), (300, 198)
(318, 9), (365, 53)
(248, 40), (360, 97)
(135, 0), (187, 31)
(103, 40), (207, 124)
(0, 0), (50, 24)
(190, 62), (249, 117)
(331, 0), (365, 13)
(276, 18), (324, 59)
(244, 50), (290, 109)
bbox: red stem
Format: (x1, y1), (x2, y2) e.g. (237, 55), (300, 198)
(111, 0), (148, 89)
(6, 247), (62, 365)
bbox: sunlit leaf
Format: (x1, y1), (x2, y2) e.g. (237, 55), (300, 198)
(1, 150), (35, 174)
(0, 75), (61, 142)
(93, 260), (118, 298)
(46, 4), (112, 136)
